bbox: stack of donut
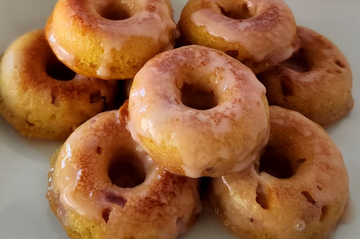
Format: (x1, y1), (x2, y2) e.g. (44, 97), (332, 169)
(176, 0), (351, 238)
(0, 0), (352, 238)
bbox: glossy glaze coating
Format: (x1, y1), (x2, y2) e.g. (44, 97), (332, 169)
(178, 0), (299, 73)
(46, 0), (177, 79)
(209, 106), (349, 239)
(128, 45), (269, 178)
(47, 109), (201, 239)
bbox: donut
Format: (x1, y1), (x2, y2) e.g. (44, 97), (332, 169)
(208, 106), (349, 239)
(127, 45), (270, 178)
(258, 26), (354, 126)
(178, 0), (299, 73)
(47, 108), (201, 239)
(0, 29), (117, 139)
(46, 0), (178, 80)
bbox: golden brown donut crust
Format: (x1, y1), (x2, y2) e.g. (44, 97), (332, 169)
(0, 29), (117, 139)
(128, 45), (270, 178)
(46, 0), (177, 80)
(178, 0), (299, 73)
(208, 106), (349, 239)
(258, 26), (354, 126)
(47, 108), (201, 239)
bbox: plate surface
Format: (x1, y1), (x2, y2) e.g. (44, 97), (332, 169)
(0, 0), (359, 238)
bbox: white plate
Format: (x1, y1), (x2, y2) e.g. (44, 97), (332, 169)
(0, 0), (359, 238)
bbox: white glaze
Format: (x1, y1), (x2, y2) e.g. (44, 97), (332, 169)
(48, 32), (75, 66)
(96, 65), (112, 78)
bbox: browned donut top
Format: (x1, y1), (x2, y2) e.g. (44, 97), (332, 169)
(1, 29), (116, 100)
(183, 0), (298, 62)
(128, 45), (269, 177)
(50, 109), (200, 228)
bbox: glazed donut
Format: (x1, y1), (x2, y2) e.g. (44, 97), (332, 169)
(0, 29), (117, 139)
(178, 0), (299, 73)
(258, 26), (354, 126)
(47, 108), (201, 239)
(208, 106), (349, 239)
(46, 0), (177, 80)
(128, 45), (270, 178)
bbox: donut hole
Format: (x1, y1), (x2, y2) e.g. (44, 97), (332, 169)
(46, 60), (76, 81)
(108, 153), (146, 188)
(259, 146), (294, 178)
(218, 3), (252, 19)
(96, 2), (131, 21)
(181, 83), (218, 110)
(281, 48), (311, 73)
(259, 146), (306, 179)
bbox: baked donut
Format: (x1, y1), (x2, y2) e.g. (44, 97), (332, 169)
(47, 108), (201, 239)
(258, 26), (354, 126)
(128, 45), (270, 178)
(208, 106), (349, 239)
(46, 0), (178, 80)
(0, 29), (117, 139)
(178, 0), (299, 73)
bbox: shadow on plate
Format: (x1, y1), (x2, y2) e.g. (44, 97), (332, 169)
(0, 116), (62, 163)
